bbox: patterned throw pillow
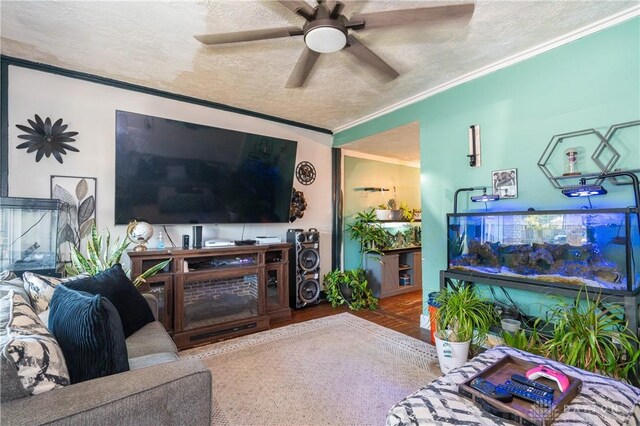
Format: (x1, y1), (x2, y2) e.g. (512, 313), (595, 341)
(3, 291), (70, 394)
(22, 272), (87, 314)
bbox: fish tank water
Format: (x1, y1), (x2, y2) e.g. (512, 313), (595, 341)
(0, 197), (62, 277)
(447, 208), (639, 293)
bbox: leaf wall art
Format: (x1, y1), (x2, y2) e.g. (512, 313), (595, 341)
(50, 175), (97, 268)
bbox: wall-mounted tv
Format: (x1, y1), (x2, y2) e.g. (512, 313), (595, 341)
(115, 110), (298, 225)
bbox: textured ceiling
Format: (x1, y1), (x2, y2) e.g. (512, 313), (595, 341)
(342, 121), (420, 164)
(1, 1), (637, 141)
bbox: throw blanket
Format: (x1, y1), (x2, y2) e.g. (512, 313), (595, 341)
(387, 346), (640, 426)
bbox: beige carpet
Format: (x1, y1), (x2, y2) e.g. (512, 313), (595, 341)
(180, 313), (439, 426)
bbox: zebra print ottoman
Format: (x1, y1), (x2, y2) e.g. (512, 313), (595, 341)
(386, 346), (640, 425)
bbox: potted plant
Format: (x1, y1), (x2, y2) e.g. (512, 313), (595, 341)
(375, 203), (392, 221)
(323, 268), (378, 311)
(347, 208), (391, 267)
(67, 224), (170, 286)
(375, 198), (403, 221)
(433, 283), (498, 373)
(541, 287), (640, 381)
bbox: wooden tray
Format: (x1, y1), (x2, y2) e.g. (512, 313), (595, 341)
(458, 355), (582, 426)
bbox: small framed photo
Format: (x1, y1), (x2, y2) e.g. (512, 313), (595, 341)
(492, 168), (518, 199)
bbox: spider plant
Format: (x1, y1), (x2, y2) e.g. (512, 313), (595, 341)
(435, 283), (498, 343)
(542, 287), (640, 381)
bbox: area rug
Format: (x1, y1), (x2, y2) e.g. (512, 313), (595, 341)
(180, 313), (439, 426)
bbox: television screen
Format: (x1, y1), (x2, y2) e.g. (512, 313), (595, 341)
(115, 110), (298, 224)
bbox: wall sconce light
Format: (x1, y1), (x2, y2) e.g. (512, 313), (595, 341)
(453, 186), (499, 213)
(467, 125), (481, 168)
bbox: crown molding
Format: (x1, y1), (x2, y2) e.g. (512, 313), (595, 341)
(342, 149), (420, 168)
(333, 7), (640, 134)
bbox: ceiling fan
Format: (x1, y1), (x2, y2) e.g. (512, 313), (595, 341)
(194, 1), (475, 88)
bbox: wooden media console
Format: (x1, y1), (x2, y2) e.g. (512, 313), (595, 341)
(129, 243), (292, 349)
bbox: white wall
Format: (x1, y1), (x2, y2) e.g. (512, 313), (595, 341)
(7, 65), (333, 273)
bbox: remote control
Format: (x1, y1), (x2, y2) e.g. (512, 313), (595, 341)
(469, 378), (513, 402)
(512, 374), (555, 394)
(497, 380), (554, 406)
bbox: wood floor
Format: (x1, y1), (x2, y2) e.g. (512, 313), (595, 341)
(272, 290), (432, 344)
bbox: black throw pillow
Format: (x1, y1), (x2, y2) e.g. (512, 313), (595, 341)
(49, 285), (129, 384)
(65, 264), (155, 337)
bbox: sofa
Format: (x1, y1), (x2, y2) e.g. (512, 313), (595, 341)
(0, 276), (212, 425)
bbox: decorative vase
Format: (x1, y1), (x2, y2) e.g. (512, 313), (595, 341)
(434, 333), (470, 374)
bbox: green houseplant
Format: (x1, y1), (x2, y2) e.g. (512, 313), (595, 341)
(541, 288), (640, 381)
(347, 208), (391, 267)
(66, 224), (170, 286)
(323, 268), (378, 311)
(434, 283), (498, 373)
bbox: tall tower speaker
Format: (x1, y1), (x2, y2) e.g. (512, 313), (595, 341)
(287, 228), (321, 309)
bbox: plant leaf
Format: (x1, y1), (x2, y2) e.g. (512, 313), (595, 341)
(133, 259), (171, 287)
(79, 218), (95, 238)
(75, 178), (88, 200)
(78, 195), (95, 225)
(58, 223), (76, 245)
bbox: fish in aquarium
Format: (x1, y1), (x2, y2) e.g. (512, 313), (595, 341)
(450, 238), (625, 290)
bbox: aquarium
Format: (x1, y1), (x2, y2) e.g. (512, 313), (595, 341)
(379, 221), (422, 250)
(0, 197), (62, 277)
(447, 208), (639, 293)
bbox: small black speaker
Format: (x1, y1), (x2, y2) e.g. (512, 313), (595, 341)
(192, 226), (202, 249)
(182, 234), (190, 250)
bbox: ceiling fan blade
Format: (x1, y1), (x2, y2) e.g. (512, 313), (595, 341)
(279, 1), (315, 21)
(329, 1), (345, 19)
(344, 35), (399, 82)
(194, 27), (303, 45)
(286, 47), (321, 88)
(348, 3), (474, 30)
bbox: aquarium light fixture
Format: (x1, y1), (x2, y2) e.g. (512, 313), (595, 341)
(471, 192), (501, 202)
(561, 184), (607, 197)
(453, 186), (499, 213)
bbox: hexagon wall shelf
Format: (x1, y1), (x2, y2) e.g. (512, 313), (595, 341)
(537, 128), (617, 190)
(593, 120), (640, 186)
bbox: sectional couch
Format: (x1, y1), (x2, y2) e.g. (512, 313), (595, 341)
(0, 277), (212, 425)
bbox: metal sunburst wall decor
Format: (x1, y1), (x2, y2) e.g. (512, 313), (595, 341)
(296, 161), (316, 185)
(16, 115), (79, 164)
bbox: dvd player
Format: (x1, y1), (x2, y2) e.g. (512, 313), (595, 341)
(204, 239), (234, 248)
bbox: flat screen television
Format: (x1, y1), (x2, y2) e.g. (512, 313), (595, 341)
(115, 110), (298, 224)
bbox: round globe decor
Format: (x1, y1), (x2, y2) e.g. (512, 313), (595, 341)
(127, 220), (154, 252)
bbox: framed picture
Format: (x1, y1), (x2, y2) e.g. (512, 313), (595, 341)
(492, 168), (518, 199)
(50, 175), (97, 264)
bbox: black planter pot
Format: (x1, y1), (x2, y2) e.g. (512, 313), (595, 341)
(339, 283), (353, 302)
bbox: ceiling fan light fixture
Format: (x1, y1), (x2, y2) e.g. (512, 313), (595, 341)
(305, 26), (347, 53)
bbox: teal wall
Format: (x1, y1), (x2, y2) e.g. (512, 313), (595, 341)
(334, 18), (640, 315)
(343, 155), (420, 270)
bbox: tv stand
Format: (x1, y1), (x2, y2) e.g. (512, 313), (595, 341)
(129, 243), (292, 349)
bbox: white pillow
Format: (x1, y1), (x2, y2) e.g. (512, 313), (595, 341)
(22, 272), (88, 314)
(3, 291), (70, 394)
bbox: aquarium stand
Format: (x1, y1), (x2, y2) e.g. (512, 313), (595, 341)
(440, 269), (640, 343)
